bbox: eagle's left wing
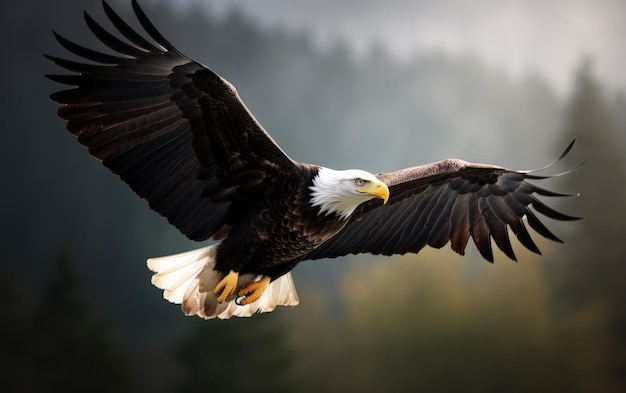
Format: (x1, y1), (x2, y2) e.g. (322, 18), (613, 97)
(305, 142), (581, 262)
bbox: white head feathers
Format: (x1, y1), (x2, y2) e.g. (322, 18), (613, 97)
(309, 168), (387, 219)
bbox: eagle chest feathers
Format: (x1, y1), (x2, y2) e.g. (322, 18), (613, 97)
(245, 167), (357, 266)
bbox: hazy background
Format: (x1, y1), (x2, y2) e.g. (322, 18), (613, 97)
(1, 0), (625, 392)
(170, 0), (626, 96)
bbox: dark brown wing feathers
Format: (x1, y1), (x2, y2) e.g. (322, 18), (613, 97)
(48, 1), (580, 265)
(305, 142), (581, 262)
(46, 0), (295, 242)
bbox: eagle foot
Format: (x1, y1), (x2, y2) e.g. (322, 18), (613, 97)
(214, 270), (239, 303)
(236, 276), (271, 305)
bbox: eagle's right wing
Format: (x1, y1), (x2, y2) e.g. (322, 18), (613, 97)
(46, 0), (296, 241)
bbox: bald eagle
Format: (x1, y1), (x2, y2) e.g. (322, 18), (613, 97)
(46, 0), (581, 319)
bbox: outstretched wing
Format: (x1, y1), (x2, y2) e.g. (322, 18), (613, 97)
(306, 142), (581, 262)
(46, 0), (296, 241)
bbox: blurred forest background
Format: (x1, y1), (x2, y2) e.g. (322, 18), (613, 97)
(1, 0), (625, 392)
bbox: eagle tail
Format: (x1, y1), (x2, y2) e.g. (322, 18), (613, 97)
(147, 245), (299, 319)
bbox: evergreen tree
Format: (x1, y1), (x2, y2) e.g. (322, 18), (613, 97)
(0, 261), (40, 392)
(34, 249), (134, 392)
(547, 61), (626, 392)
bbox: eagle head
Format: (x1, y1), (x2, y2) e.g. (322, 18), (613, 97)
(309, 168), (390, 219)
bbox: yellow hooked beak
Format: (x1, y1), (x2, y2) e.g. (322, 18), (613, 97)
(358, 180), (390, 204)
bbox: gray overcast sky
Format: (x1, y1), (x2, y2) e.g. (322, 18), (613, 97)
(152, 0), (626, 96)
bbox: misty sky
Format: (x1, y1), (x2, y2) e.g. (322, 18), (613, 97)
(152, 0), (626, 96)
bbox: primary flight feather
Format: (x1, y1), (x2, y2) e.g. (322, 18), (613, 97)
(47, 0), (581, 319)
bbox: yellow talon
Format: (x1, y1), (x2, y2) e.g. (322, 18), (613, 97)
(214, 270), (239, 303)
(236, 276), (271, 305)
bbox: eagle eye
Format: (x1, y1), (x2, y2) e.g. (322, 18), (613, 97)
(355, 178), (366, 186)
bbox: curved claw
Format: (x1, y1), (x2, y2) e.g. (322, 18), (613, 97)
(214, 270), (239, 303)
(236, 276), (271, 305)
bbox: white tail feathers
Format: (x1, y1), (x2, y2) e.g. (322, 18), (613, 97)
(146, 245), (299, 319)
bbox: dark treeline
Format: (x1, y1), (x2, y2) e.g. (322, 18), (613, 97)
(0, 252), (134, 392)
(1, 0), (625, 391)
(545, 62), (626, 392)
